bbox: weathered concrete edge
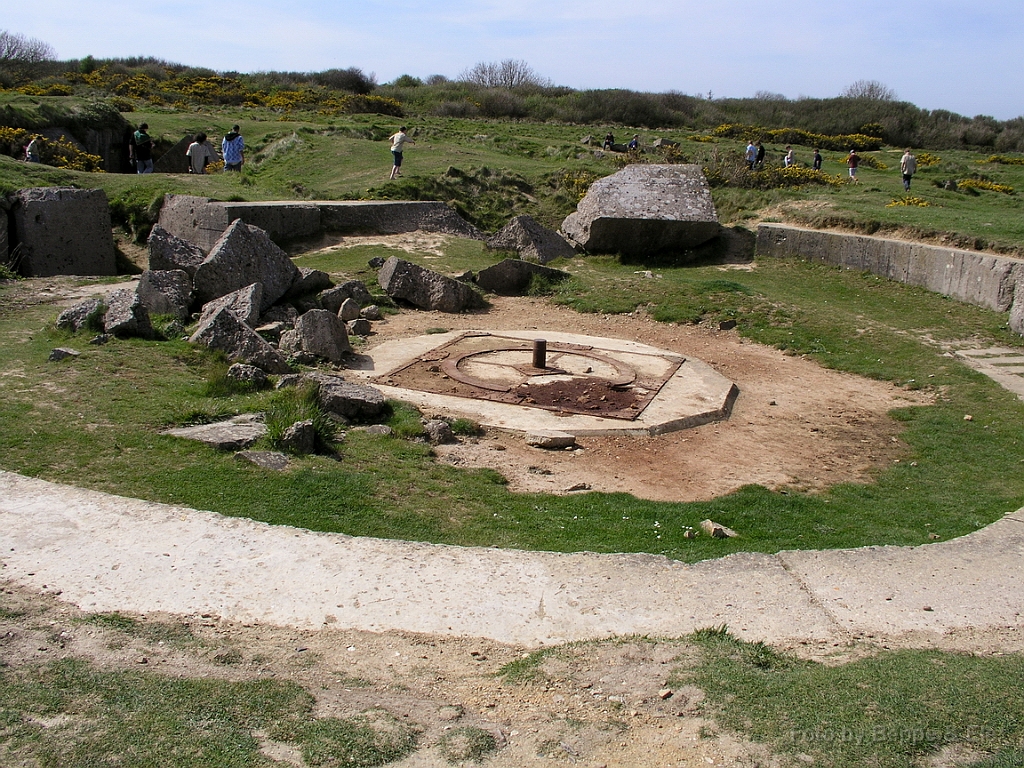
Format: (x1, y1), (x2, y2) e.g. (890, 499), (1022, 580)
(755, 223), (1024, 335)
(156, 195), (485, 252)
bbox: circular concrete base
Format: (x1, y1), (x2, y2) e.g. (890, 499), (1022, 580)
(347, 330), (738, 436)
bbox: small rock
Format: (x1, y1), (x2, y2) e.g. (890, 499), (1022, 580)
(360, 304), (383, 321)
(963, 414), (973, 421)
(564, 482), (591, 492)
(48, 347), (80, 362)
(423, 419), (456, 445)
(923, 606), (934, 612)
(526, 430), (577, 450)
(234, 451), (290, 471)
(88, 334), (110, 345)
(347, 318), (372, 336)
(683, 530), (698, 539)
(659, 689), (674, 700)
(353, 424), (393, 436)
(719, 319), (737, 331)
(928, 533), (941, 540)
(700, 519), (738, 538)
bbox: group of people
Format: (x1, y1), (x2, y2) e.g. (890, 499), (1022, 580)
(125, 123), (245, 174)
(745, 140), (919, 188)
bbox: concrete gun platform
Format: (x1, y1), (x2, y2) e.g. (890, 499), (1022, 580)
(347, 330), (738, 436)
(2, 471), (1022, 648)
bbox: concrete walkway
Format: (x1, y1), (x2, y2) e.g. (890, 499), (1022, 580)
(1, 470), (1022, 647)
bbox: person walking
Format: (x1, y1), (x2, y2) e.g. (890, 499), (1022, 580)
(132, 123), (154, 174)
(222, 125), (244, 172)
(847, 149), (860, 181)
(24, 135), (41, 163)
(388, 126), (414, 179)
(186, 132), (217, 174)
(900, 148), (918, 191)
(745, 140), (757, 169)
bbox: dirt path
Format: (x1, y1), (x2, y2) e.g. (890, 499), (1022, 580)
(365, 293), (929, 501)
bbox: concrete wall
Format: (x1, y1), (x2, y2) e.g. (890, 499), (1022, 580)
(157, 195), (484, 253)
(756, 223), (1024, 334)
(9, 188), (116, 277)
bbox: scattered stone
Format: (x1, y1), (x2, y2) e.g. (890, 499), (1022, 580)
(88, 334), (110, 345)
(964, 414), (973, 421)
(234, 451), (290, 471)
(189, 305), (290, 373)
(136, 269), (193, 322)
(378, 256), (485, 313)
(338, 297), (362, 322)
(368, 256), (386, 269)
(659, 689), (674, 700)
(486, 215), (577, 264)
(564, 482), (591, 492)
(923, 606), (934, 612)
(528, 466), (552, 475)
(560, 164), (719, 258)
(198, 283), (264, 328)
(163, 413), (267, 451)
(103, 288), (154, 339)
(475, 259), (570, 295)
(526, 431), (577, 450)
(255, 321), (288, 341)
(259, 304), (299, 327)
(283, 309), (352, 363)
(315, 379), (386, 421)
(360, 304), (383, 321)
(652, 137), (679, 148)
(280, 420), (317, 454)
(147, 224), (207, 277)
(423, 419), (456, 445)
(353, 424), (393, 436)
(719, 319), (737, 331)
(284, 267), (333, 300)
(48, 347), (79, 361)
(347, 318), (372, 336)
(226, 363), (269, 389)
(700, 519), (739, 538)
(56, 298), (104, 332)
(319, 281), (373, 313)
(193, 220), (301, 311)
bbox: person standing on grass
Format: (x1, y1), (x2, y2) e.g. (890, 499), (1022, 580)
(755, 141), (765, 169)
(847, 149), (860, 181)
(389, 126), (414, 179)
(745, 140), (757, 169)
(186, 132), (217, 174)
(900, 148), (918, 191)
(784, 146), (795, 167)
(132, 123), (154, 174)
(222, 125), (244, 172)
(812, 148), (822, 171)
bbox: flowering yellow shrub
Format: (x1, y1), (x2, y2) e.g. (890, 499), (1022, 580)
(983, 155), (1024, 166)
(712, 123), (883, 151)
(915, 152), (941, 167)
(957, 178), (1015, 194)
(886, 196), (930, 207)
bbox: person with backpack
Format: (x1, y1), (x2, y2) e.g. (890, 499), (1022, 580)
(222, 125), (244, 172)
(132, 123), (154, 174)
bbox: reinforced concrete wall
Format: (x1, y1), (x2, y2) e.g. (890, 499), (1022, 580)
(8, 188), (116, 277)
(756, 223), (1024, 334)
(157, 196), (484, 253)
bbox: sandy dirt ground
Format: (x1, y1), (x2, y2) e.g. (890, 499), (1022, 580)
(0, 243), (970, 768)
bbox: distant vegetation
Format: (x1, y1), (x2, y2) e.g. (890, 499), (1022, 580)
(0, 28), (1021, 152)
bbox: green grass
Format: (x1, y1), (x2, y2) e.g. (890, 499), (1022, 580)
(0, 657), (417, 767)
(684, 629), (1024, 768)
(3, 239), (1023, 563)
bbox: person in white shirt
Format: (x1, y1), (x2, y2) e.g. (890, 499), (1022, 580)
(389, 126), (414, 179)
(186, 133), (217, 174)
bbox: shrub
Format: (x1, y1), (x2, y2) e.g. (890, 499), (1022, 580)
(886, 195), (930, 207)
(983, 155), (1024, 166)
(957, 178), (1015, 194)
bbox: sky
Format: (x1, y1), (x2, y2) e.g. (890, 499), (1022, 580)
(11, 0), (1024, 120)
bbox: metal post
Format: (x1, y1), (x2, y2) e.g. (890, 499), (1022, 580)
(532, 339), (547, 369)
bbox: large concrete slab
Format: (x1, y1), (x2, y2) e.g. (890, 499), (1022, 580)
(348, 330), (738, 436)
(778, 511), (1024, 636)
(0, 471), (839, 646)
(9, 188), (116, 277)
